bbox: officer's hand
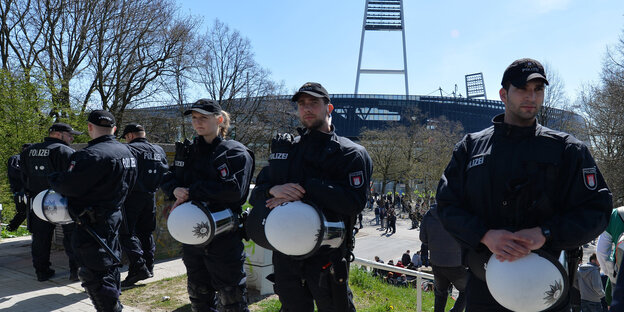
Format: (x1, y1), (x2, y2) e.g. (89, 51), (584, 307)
(266, 197), (291, 209)
(481, 229), (532, 262)
(173, 187), (189, 202)
(513, 227), (546, 251)
(268, 183), (305, 202)
(171, 198), (187, 211)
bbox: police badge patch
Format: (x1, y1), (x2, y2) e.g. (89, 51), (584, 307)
(349, 171), (364, 188)
(582, 167), (597, 190)
(217, 164), (229, 178)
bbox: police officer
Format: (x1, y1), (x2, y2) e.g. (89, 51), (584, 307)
(119, 123), (168, 287)
(6, 143), (32, 232)
(20, 123), (82, 282)
(436, 58), (613, 311)
(50, 110), (138, 312)
(249, 82), (373, 311)
(161, 99), (254, 312)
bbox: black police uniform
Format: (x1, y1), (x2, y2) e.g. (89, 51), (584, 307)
(20, 137), (78, 280)
(436, 114), (613, 311)
(120, 137), (168, 279)
(161, 135), (254, 312)
(250, 126), (373, 312)
(50, 134), (138, 311)
(6, 153), (28, 231)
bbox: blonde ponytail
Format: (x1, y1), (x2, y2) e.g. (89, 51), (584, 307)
(218, 110), (231, 138)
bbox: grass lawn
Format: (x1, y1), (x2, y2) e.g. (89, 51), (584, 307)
(120, 267), (456, 311)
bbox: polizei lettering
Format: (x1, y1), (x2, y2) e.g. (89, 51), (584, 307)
(143, 153), (161, 161)
(29, 149), (50, 157)
(269, 153), (288, 160)
(467, 156), (484, 170)
(122, 157), (137, 168)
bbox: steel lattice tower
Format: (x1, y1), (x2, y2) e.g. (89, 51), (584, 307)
(355, 0), (409, 97)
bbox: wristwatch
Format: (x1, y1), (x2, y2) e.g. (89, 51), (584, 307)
(541, 226), (551, 241)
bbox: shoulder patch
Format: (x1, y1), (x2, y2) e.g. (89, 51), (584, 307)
(217, 163), (229, 179)
(582, 167), (597, 190)
(349, 171), (364, 188)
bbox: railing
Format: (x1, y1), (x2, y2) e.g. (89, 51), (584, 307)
(352, 257), (434, 312)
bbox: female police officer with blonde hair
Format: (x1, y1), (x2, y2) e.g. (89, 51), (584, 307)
(161, 99), (254, 312)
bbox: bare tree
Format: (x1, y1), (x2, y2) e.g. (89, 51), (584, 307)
(360, 126), (406, 194)
(194, 19), (289, 155)
(580, 28), (624, 205)
(86, 0), (194, 125)
(32, 0), (97, 119)
(0, 0), (46, 76)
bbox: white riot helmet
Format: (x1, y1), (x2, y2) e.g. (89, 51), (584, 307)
(167, 201), (237, 246)
(32, 189), (73, 224)
(485, 251), (568, 312)
(264, 201), (345, 258)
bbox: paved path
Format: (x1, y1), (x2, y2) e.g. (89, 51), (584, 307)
(0, 207), (598, 311)
(0, 235), (185, 311)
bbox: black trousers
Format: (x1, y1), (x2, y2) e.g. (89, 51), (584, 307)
(30, 216), (77, 272)
(120, 192), (156, 270)
(182, 232), (248, 311)
(431, 265), (468, 312)
(72, 209), (122, 301)
(273, 249), (356, 312)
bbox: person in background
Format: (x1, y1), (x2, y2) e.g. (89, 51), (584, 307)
(21, 123), (82, 282)
(118, 123), (168, 287)
(420, 206), (468, 312)
(578, 252), (605, 312)
(6, 143), (33, 231)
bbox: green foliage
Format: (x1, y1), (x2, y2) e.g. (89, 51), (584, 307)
(251, 267), (452, 312)
(0, 70), (53, 223)
(1, 225), (30, 238)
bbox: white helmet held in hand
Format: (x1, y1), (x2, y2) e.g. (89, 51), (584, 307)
(264, 200), (345, 258)
(485, 251), (568, 312)
(167, 201), (237, 245)
(32, 189), (73, 224)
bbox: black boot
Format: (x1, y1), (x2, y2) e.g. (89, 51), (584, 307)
(36, 268), (55, 281)
(69, 268), (79, 282)
(121, 264), (151, 287)
(87, 292), (123, 312)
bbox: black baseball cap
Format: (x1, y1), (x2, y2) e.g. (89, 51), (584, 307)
(48, 122), (83, 135)
(120, 122), (145, 138)
(501, 58), (549, 88)
(88, 110), (116, 127)
(184, 99), (222, 116)
(291, 82), (330, 103)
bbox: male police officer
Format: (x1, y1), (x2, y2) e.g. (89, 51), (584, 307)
(119, 123), (168, 287)
(20, 123), (81, 281)
(250, 82), (373, 311)
(436, 58), (612, 311)
(50, 110), (137, 312)
(6, 143), (32, 232)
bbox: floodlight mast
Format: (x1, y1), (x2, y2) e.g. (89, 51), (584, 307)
(355, 0), (409, 97)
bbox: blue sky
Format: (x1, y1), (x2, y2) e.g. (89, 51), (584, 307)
(178, 0), (623, 102)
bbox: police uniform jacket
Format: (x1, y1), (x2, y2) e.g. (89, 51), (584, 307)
(126, 137), (168, 194)
(20, 137), (74, 196)
(7, 154), (24, 194)
(436, 114), (612, 263)
(161, 136), (254, 215)
(250, 126), (373, 247)
(49, 135), (138, 215)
